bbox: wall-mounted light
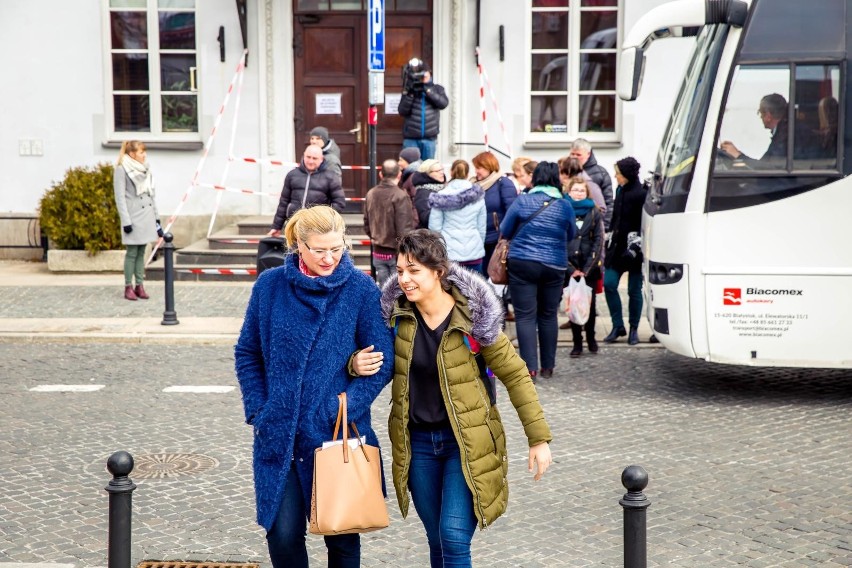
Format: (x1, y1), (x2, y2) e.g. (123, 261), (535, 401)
(217, 26), (225, 63)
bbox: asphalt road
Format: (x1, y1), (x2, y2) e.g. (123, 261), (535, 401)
(1, 343), (850, 567)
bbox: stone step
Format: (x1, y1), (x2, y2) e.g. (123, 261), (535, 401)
(237, 214), (365, 236)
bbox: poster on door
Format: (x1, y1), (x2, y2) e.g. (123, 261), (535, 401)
(316, 93), (342, 115)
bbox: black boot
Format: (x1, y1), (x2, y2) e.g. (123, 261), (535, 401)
(585, 295), (598, 353)
(570, 324), (583, 358)
(603, 326), (626, 343)
(628, 326), (640, 345)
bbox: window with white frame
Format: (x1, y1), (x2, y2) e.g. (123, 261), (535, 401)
(528, 0), (619, 142)
(107, 0), (198, 138)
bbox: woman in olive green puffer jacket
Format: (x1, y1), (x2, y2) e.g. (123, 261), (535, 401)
(376, 229), (552, 566)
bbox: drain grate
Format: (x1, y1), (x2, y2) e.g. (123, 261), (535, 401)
(132, 453), (219, 479)
(138, 562), (259, 568)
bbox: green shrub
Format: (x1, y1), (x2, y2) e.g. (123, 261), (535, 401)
(39, 163), (123, 255)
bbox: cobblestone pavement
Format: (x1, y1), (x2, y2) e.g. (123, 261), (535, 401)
(1, 343), (850, 567)
(0, 285), (252, 319)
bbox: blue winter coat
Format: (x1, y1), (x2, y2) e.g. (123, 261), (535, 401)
(234, 252), (393, 530)
(483, 176), (518, 245)
(428, 180), (486, 262)
(500, 191), (576, 270)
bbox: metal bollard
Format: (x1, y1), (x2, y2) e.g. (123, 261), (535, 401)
(161, 232), (179, 325)
(105, 451), (137, 568)
(620, 465), (651, 568)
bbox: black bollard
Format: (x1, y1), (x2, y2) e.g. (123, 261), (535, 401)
(105, 451), (137, 568)
(161, 232), (179, 325)
(620, 465), (651, 568)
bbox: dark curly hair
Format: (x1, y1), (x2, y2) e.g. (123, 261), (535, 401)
(396, 229), (452, 291)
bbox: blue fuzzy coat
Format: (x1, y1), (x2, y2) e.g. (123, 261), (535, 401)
(234, 252), (393, 530)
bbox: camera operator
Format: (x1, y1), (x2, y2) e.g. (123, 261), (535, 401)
(398, 58), (449, 160)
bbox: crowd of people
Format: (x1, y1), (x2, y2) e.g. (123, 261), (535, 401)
(242, 134), (648, 567)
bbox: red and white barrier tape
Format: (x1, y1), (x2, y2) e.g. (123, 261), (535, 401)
(147, 50), (248, 265)
(475, 48), (490, 152)
(478, 52), (512, 158)
(197, 181), (365, 201)
(179, 268), (257, 276)
(230, 156), (379, 170)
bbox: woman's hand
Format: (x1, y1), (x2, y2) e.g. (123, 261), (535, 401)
(123, 225), (133, 234)
(352, 345), (384, 376)
(528, 442), (552, 481)
(572, 270), (584, 278)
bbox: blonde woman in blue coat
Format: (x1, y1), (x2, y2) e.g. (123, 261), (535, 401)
(235, 206), (393, 568)
(428, 160), (487, 273)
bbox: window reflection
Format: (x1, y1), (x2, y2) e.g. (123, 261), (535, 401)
(112, 53), (149, 91)
(111, 12), (148, 49)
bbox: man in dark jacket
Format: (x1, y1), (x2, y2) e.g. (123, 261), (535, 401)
(570, 138), (614, 230)
(268, 145), (346, 236)
(364, 159), (415, 285)
(602, 157), (647, 346)
(398, 59), (449, 160)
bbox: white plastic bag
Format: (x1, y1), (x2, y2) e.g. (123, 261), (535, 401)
(564, 276), (593, 325)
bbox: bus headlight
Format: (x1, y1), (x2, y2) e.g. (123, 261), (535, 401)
(648, 261), (684, 285)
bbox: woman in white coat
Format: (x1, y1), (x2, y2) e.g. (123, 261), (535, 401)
(427, 160), (487, 273)
(114, 141), (161, 301)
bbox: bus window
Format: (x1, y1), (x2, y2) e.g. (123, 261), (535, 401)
(792, 65), (841, 171)
(709, 63), (843, 212)
(716, 65), (789, 171)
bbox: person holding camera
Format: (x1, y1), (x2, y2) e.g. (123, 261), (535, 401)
(602, 157), (646, 346)
(398, 58), (449, 160)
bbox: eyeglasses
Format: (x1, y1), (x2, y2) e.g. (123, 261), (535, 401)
(757, 108), (768, 116)
(301, 243), (347, 259)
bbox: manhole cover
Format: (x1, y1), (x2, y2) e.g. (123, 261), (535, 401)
(132, 453), (219, 479)
(138, 563), (258, 568)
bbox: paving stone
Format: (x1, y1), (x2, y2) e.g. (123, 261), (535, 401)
(0, 344), (850, 566)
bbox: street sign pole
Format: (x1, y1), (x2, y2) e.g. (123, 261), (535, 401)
(368, 0), (385, 190)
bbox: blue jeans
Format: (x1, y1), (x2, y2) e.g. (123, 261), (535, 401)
(507, 258), (565, 371)
(266, 462), (360, 568)
(603, 267), (643, 328)
(408, 428), (478, 568)
(403, 137), (437, 160)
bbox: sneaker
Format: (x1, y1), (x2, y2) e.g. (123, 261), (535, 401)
(539, 368), (553, 379)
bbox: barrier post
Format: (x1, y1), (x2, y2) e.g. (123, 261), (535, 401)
(620, 465), (650, 568)
(105, 451), (136, 568)
(161, 232), (179, 326)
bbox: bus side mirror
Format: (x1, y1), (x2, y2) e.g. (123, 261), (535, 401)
(618, 46), (645, 101)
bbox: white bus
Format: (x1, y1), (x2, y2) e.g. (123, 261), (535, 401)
(619, 0), (851, 368)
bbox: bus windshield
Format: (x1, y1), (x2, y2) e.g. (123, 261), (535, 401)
(655, 25), (728, 196)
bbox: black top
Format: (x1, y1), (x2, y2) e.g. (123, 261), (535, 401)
(408, 306), (452, 430)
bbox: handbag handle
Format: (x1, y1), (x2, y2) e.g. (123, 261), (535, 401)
(332, 393), (350, 463)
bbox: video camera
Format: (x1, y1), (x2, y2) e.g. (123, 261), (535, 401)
(402, 57), (429, 94)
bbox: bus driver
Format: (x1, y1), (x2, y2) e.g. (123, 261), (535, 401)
(719, 93), (788, 169)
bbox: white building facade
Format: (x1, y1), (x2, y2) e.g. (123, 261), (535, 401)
(0, 0), (693, 253)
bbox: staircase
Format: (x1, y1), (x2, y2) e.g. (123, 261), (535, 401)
(147, 214), (372, 282)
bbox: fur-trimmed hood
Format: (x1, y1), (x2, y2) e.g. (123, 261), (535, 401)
(380, 263), (504, 346)
(428, 181), (485, 211)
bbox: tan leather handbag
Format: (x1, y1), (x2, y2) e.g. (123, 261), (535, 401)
(309, 392), (389, 535)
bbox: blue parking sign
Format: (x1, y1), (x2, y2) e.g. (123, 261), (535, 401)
(368, 0), (384, 72)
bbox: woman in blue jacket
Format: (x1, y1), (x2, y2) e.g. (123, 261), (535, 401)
(235, 206), (393, 568)
(500, 162), (576, 380)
